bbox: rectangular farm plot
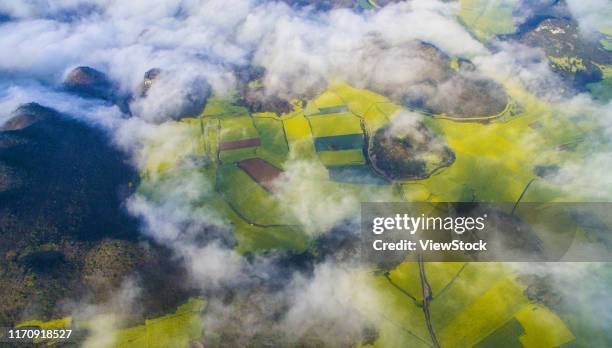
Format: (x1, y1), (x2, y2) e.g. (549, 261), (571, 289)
(219, 116), (258, 142)
(437, 277), (528, 347)
(253, 117), (288, 151)
(219, 147), (258, 163)
(208, 196), (307, 253)
(219, 138), (261, 150)
(318, 149), (365, 166)
(218, 115), (261, 163)
(237, 158), (283, 192)
(307, 112), (362, 137)
(283, 114), (317, 158)
(217, 164), (296, 226)
(283, 114), (312, 140)
(314, 133), (364, 151)
(253, 116), (289, 165)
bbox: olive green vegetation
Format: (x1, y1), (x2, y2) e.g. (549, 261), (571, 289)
(314, 134), (364, 151)
(588, 64), (612, 102)
(587, 77), (612, 102)
(17, 299), (205, 348)
(113, 298), (205, 348)
(549, 56), (587, 73)
(216, 164), (298, 226)
(219, 115), (258, 142)
(459, 0), (517, 41)
(252, 113), (290, 167)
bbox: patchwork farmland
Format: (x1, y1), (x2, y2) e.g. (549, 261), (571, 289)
(128, 78), (597, 347)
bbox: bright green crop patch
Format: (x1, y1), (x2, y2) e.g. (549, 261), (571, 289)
(253, 115), (289, 166)
(474, 318), (525, 348)
(202, 97), (248, 117)
(438, 277), (527, 347)
(311, 90), (345, 110)
(113, 298), (205, 348)
(410, 111), (547, 202)
(253, 115), (289, 151)
(217, 164), (298, 226)
(308, 112), (363, 137)
(515, 304), (575, 347)
(17, 299), (206, 348)
(318, 149), (365, 166)
(207, 195), (307, 253)
(219, 147), (258, 163)
(219, 116), (258, 142)
(330, 82), (390, 117)
(283, 113), (317, 159)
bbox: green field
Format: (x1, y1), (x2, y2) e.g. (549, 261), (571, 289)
(460, 0), (517, 41)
